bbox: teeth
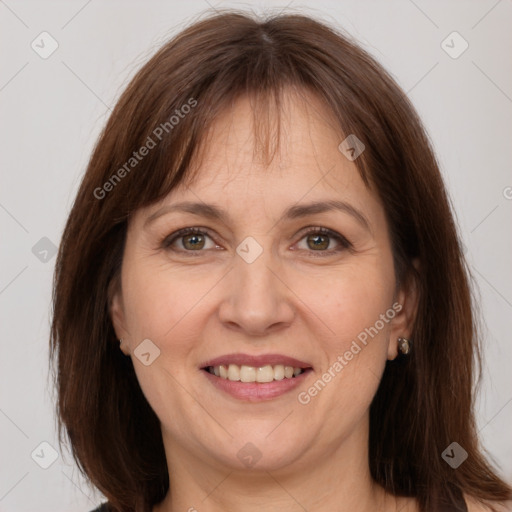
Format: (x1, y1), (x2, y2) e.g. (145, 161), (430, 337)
(273, 365), (285, 380)
(227, 364), (240, 381)
(256, 365), (274, 383)
(208, 364), (305, 382)
(240, 365), (256, 382)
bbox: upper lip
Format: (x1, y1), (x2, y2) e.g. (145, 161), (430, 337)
(200, 353), (312, 369)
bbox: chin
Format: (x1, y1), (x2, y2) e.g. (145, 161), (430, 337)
(204, 427), (312, 473)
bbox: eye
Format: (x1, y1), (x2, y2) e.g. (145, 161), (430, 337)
(295, 227), (351, 256)
(161, 227), (220, 253)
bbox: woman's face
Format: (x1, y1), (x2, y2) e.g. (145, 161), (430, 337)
(112, 90), (414, 473)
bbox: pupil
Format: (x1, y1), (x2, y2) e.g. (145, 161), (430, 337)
(308, 234), (328, 250)
(184, 234), (204, 250)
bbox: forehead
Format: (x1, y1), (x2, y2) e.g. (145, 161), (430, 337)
(178, 89), (370, 204)
(134, 89), (385, 234)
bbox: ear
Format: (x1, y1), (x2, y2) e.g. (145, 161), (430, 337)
(387, 259), (420, 360)
(108, 277), (131, 356)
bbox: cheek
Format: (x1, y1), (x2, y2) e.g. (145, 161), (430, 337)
(298, 259), (395, 429)
(120, 261), (213, 432)
(296, 261), (395, 348)
(298, 276), (394, 438)
(120, 259), (215, 403)
(121, 258), (212, 342)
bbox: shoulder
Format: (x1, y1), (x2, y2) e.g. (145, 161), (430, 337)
(465, 495), (512, 512)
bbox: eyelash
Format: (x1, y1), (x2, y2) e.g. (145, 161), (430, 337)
(160, 226), (352, 257)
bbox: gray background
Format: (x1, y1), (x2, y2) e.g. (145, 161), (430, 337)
(1, 0), (511, 510)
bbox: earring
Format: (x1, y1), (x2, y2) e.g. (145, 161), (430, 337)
(397, 337), (412, 355)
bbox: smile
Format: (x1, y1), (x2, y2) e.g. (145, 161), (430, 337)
(200, 354), (313, 402)
(205, 363), (306, 382)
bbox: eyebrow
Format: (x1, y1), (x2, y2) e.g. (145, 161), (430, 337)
(144, 199), (371, 232)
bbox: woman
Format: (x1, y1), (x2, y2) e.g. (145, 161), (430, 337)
(50, 10), (512, 512)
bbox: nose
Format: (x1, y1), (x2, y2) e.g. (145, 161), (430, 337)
(217, 246), (295, 336)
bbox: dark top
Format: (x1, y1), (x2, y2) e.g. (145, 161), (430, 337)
(90, 505), (109, 512)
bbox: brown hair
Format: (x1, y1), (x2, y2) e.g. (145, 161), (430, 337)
(49, 10), (512, 512)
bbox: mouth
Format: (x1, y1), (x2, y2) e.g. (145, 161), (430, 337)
(199, 354), (313, 401)
(200, 353), (313, 382)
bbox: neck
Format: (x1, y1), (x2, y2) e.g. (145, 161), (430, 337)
(154, 417), (407, 512)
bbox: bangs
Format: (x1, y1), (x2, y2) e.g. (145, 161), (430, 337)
(94, 16), (375, 218)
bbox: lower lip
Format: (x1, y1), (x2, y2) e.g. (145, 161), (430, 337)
(202, 369), (312, 402)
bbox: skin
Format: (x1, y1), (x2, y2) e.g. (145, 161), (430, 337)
(111, 89), (421, 512)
